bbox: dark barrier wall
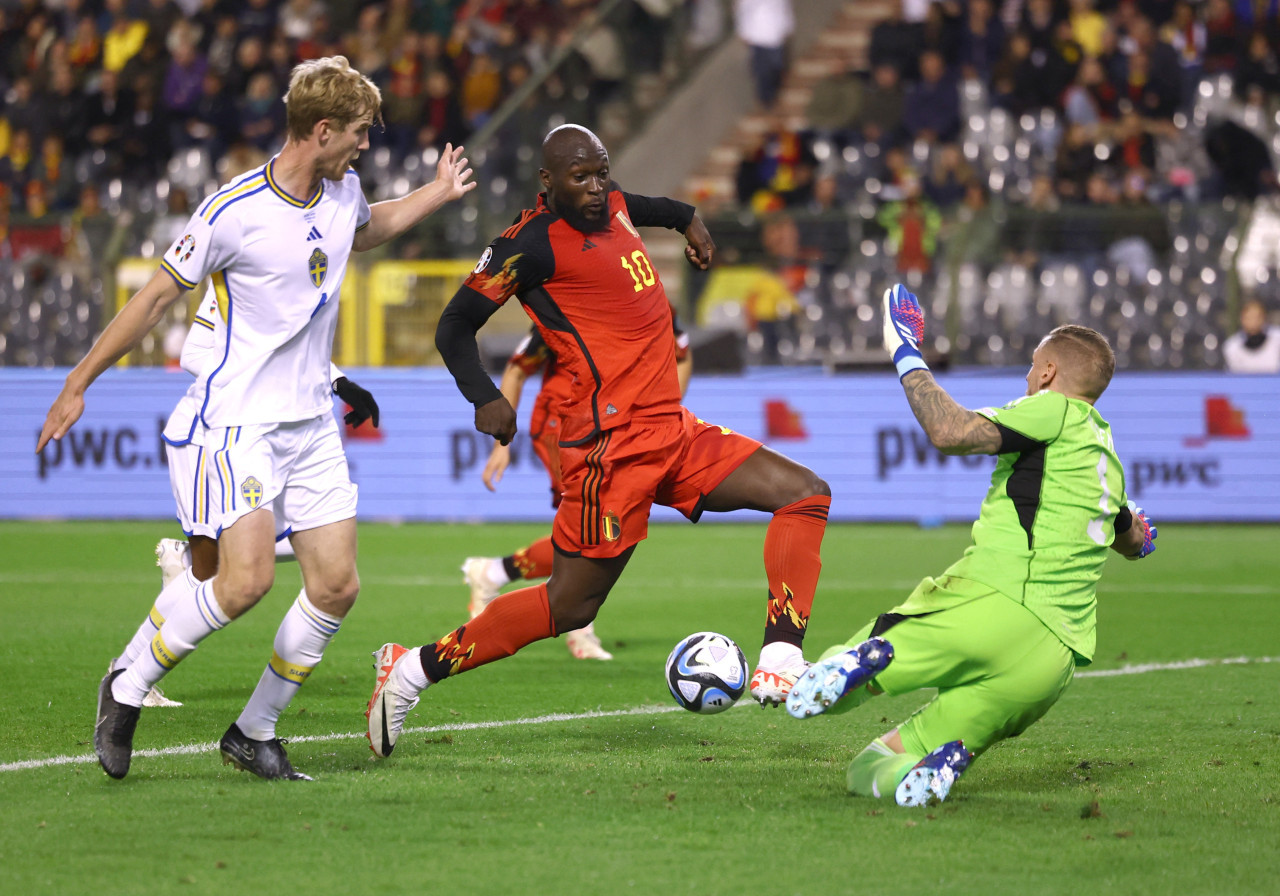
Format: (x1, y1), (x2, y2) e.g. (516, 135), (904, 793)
(6, 369), (1277, 523)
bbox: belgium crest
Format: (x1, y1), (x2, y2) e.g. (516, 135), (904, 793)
(309, 247), (328, 287)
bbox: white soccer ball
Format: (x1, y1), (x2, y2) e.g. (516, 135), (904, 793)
(664, 631), (748, 714)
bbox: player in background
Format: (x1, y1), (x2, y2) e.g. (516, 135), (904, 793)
(461, 319), (694, 661)
(785, 285), (1158, 807)
(366, 125), (832, 759)
(38, 56), (475, 780)
(118, 284), (381, 708)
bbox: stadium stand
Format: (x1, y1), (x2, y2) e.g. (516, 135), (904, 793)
(1, 0), (1277, 371)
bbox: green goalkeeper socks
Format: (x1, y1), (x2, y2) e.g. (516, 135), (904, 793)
(847, 738), (920, 798)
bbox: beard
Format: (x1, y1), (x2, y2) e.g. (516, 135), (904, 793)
(552, 198), (611, 233)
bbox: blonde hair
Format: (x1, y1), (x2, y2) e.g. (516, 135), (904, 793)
(283, 56), (383, 142)
(1043, 325), (1116, 401)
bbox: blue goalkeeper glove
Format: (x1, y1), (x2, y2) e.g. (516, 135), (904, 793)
(882, 284), (929, 380)
(1125, 500), (1158, 559)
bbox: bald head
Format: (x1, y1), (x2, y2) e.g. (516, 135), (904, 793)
(539, 124), (611, 233)
(1034, 325), (1116, 402)
(541, 124), (607, 174)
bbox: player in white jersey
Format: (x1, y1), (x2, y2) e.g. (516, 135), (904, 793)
(113, 286), (382, 708)
(39, 55), (476, 780)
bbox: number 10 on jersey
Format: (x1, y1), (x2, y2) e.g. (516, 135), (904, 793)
(621, 250), (656, 291)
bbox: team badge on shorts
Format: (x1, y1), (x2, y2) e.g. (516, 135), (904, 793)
(602, 510), (621, 543)
(309, 248), (328, 287)
(173, 234), (196, 263)
(241, 476), (264, 509)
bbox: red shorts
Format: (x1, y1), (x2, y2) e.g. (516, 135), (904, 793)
(552, 407), (762, 558)
(531, 420), (564, 509)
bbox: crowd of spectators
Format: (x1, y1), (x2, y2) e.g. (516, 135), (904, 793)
(739, 0), (1280, 230)
(0, 0), (705, 264)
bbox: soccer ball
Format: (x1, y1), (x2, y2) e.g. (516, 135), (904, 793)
(664, 631), (748, 714)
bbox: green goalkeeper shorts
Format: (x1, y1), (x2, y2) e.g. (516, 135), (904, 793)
(829, 575), (1076, 757)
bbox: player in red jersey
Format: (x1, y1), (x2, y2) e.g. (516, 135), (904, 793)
(366, 125), (831, 758)
(462, 320), (694, 660)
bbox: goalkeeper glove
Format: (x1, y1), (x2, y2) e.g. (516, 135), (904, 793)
(1125, 500), (1157, 559)
(882, 283), (929, 380)
(333, 376), (380, 429)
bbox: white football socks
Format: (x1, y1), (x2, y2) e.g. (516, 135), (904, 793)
(118, 567), (199, 668)
(113, 577), (229, 707)
(235, 590), (340, 741)
(486, 557), (511, 588)
(758, 640), (804, 672)
(398, 646), (430, 691)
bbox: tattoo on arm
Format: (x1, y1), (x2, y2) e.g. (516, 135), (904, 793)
(901, 371), (1004, 455)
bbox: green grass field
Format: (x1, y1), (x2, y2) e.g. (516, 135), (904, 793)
(1, 520), (1278, 895)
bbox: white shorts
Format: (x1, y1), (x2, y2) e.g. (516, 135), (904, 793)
(165, 392), (218, 539)
(204, 414), (357, 537)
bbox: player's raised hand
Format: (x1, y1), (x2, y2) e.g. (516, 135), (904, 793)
(882, 283), (929, 380)
(437, 143), (476, 200)
(683, 215), (715, 270)
(482, 442), (512, 491)
(36, 385), (85, 453)
(475, 396), (517, 446)
(1125, 500), (1158, 559)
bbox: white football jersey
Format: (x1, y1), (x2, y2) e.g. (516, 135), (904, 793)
(160, 157), (371, 427)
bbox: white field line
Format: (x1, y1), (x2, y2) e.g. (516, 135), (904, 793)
(3, 655), (1277, 775)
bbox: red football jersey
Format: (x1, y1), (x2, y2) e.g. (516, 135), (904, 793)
(462, 187), (682, 445)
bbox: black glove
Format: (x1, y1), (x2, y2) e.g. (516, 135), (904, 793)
(333, 376), (380, 428)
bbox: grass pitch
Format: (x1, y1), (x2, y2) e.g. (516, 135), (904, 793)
(1, 520), (1278, 895)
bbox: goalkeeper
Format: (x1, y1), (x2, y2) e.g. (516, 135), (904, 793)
(787, 284), (1158, 807)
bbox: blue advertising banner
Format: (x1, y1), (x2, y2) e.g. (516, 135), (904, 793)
(5, 368), (1277, 523)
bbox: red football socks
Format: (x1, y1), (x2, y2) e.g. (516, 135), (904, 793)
(762, 494), (830, 647)
(420, 583), (556, 683)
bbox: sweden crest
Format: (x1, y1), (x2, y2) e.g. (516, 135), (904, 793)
(241, 476), (264, 509)
(308, 248), (328, 287)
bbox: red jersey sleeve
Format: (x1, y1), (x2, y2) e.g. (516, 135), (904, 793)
(462, 212), (556, 306)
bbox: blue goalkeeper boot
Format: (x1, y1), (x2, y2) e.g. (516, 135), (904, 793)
(895, 740), (973, 807)
(785, 636), (894, 719)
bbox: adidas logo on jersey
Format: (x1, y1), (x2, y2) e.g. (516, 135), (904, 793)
(582, 238), (596, 251)
(306, 226), (324, 241)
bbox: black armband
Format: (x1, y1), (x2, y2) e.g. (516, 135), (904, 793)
(621, 190), (696, 232)
(1114, 505), (1134, 535)
(436, 286), (503, 407)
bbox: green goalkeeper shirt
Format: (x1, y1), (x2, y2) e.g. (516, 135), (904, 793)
(942, 389), (1127, 664)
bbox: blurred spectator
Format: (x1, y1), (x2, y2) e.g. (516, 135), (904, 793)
(1020, 0), (1061, 52)
(1201, 0), (1237, 73)
(101, 0), (148, 74)
(238, 0), (280, 42)
(33, 134), (79, 212)
(67, 15), (103, 74)
(919, 0), (962, 68)
(1113, 107), (1156, 182)
(858, 63), (906, 146)
(991, 31), (1060, 115)
(147, 188), (191, 250)
(1224, 299), (1280, 373)
(871, 0), (923, 80)
(421, 68), (470, 151)
(227, 36), (270, 98)
(461, 49), (504, 129)
(925, 143), (974, 209)
(69, 184), (128, 272)
(878, 178), (941, 274)
(142, 0), (180, 43)
(280, 0), (327, 43)
(162, 26), (208, 122)
(1161, 1), (1206, 104)
(1069, 0), (1108, 58)
(943, 180), (1003, 271)
(1122, 17), (1182, 119)
(205, 15), (240, 76)
(1235, 31), (1280, 97)
(879, 144), (918, 200)
(0, 128), (35, 208)
(903, 50), (960, 142)
(345, 5), (388, 81)
(797, 170), (851, 264)
(1062, 56), (1119, 132)
(735, 0), (794, 109)
(1054, 122), (1100, 201)
(383, 33), (426, 158)
(46, 64), (90, 155)
(85, 68), (134, 161)
(6, 77), (43, 143)
(746, 212), (805, 362)
(958, 0), (1005, 82)
(238, 71), (284, 154)
(735, 118), (816, 211)
(805, 62), (862, 140)
(179, 69), (238, 160)
(121, 83), (169, 182)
